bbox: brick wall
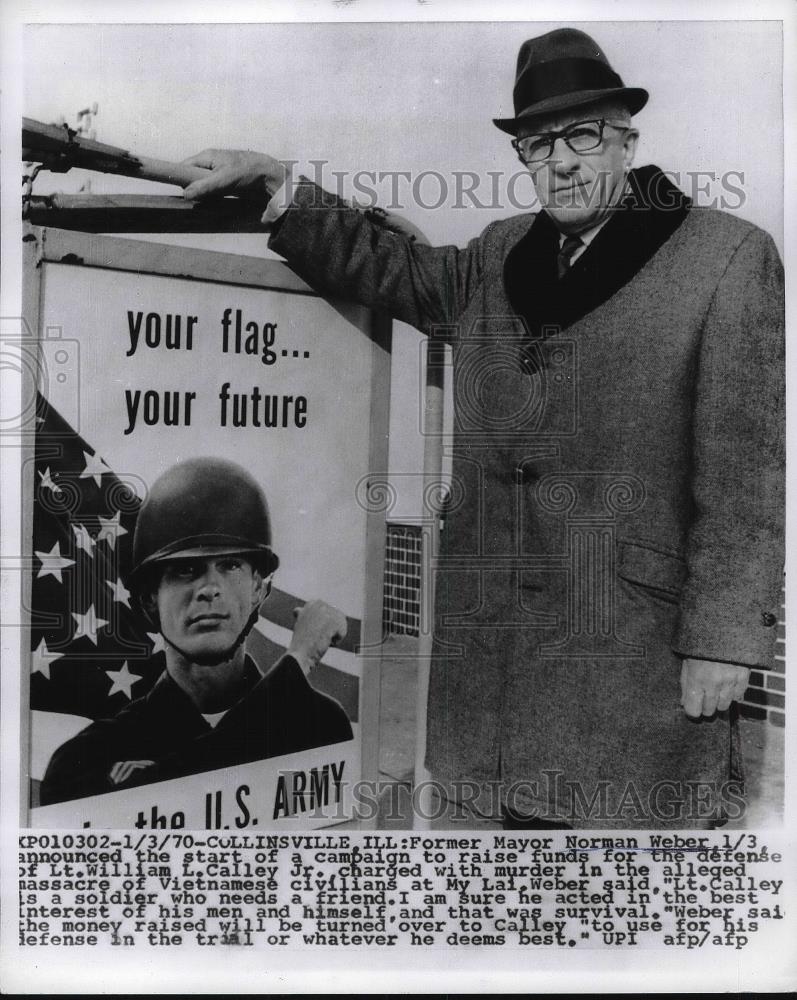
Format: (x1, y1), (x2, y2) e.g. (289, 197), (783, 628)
(382, 523), (422, 636)
(739, 586), (786, 727)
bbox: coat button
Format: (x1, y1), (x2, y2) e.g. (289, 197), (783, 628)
(761, 611), (777, 627)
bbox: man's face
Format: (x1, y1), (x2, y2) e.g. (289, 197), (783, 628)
(517, 103), (638, 234)
(152, 554), (266, 662)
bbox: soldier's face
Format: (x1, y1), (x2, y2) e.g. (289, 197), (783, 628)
(518, 102), (638, 235)
(154, 555), (265, 661)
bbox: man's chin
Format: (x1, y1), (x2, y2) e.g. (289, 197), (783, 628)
(544, 205), (604, 234)
(178, 635), (237, 663)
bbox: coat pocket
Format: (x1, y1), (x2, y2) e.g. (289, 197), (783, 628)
(617, 540), (687, 605)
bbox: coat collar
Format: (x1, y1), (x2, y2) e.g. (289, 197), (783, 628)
(504, 165), (692, 335)
(134, 653), (264, 736)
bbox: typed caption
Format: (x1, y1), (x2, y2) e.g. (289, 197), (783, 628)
(19, 831), (784, 950)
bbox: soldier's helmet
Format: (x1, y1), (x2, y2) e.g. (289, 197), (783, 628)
(127, 457), (279, 607)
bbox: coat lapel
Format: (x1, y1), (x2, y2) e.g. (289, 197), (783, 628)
(504, 165), (692, 337)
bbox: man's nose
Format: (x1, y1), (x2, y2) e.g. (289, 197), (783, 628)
(195, 567), (222, 598)
(548, 137), (581, 173)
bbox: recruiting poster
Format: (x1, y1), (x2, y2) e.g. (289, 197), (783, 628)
(23, 228), (390, 829)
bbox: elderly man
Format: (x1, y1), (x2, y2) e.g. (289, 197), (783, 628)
(41, 457), (352, 805)
(179, 28), (784, 828)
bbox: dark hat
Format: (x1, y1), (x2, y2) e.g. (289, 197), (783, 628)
(493, 28), (648, 135)
(128, 456), (279, 595)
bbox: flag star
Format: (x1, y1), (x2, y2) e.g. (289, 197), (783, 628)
(38, 467), (63, 495)
(72, 522), (96, 557)
(72, 604), (108, 645)
(147, 632), (167, 656)
(105, 661), (142, 699)
(34, 540), (75, 582)
(97, 511), (128, 550)
(31, 638), (64, 679)
(79, 450), (111, 487)
(106, 577), (132, 608)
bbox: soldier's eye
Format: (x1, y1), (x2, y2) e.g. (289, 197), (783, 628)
(165, 561), (202, 581)
(218, 557), (243, 572)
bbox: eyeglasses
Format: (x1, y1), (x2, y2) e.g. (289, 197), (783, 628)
(512, 119), (629, 165)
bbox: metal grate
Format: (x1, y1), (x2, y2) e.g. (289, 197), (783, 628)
(382, 524), (422, 637)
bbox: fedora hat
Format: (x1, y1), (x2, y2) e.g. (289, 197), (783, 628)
(493, 28), (648, 135)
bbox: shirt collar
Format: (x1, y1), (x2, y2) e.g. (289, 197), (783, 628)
(558, 217), (609, 250)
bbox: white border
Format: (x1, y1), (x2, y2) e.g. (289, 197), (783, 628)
(2, 0), (795, 993)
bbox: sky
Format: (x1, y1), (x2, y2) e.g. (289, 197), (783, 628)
(17, 15), (789, 518)
(23, 19), (784, 250)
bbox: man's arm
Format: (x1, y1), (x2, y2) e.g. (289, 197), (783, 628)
(287, 599), (347, 675)
(40, 720), (134, 804)
(673, 227), (785, 697)
(182, 149), (490, 333)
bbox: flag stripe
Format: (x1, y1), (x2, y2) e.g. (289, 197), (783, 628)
(253, 617), (360, 677)
(260, 587), (361, 652)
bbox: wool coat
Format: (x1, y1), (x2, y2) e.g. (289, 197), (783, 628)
(41, 654), (353, 804)
(269, 165), (784, 828)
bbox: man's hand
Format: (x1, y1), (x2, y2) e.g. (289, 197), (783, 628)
(109, 760), (155, 786)
(181, 149), (288, 203)
(680, 658), (750, 718)
(288, 600), (348, 675)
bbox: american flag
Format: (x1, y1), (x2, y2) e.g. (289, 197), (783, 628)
(28, 394), (360, 801)
(29, 394), (163, 787)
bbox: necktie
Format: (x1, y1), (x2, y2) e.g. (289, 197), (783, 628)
(557, 234), (583, 279)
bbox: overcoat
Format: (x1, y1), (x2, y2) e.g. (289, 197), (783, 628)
(269, 165), (784, 828)
(41, 654), (353, 804)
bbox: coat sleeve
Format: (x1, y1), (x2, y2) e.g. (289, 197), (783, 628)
(40, 720), (127, 805)
(672, 226), (784, 668)
(268, 179), (489, 334)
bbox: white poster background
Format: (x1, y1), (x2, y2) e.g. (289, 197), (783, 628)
(1, 0), (795, 994)
(38, 260), (376, 613)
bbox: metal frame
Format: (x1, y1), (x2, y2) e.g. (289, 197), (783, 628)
(19, 229), (44, 825)
(25, 195), (272, 234)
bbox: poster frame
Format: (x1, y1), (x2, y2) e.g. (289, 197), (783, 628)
(20, 221), (393, 830)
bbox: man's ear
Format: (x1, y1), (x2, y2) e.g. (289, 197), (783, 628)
(251, 569), (272, 608)
(622, 127), (639, 171)
(141, 591), (159, 623)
